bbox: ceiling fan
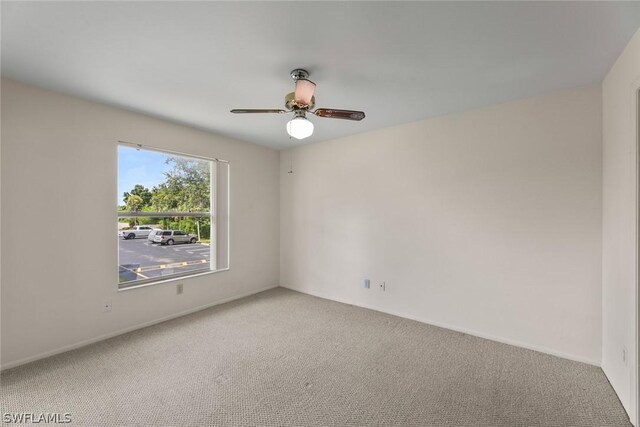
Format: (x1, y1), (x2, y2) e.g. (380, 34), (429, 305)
(230, 69), (365, 140)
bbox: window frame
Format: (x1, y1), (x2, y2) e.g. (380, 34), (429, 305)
(116, 141), (230, 291)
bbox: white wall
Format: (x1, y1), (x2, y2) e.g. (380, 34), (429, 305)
(280, 85), (603, 364)
(0, 79), (280, 369)
(602, 28), (640, 425)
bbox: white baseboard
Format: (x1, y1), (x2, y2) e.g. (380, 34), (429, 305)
(281, 285), (600, 367)
(1, 285), (278, 371)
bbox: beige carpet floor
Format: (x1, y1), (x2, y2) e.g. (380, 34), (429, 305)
(1, 287), (632, 426)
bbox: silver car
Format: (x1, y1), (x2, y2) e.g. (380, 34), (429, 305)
(147, 229), (163, 242)
(153, 230), (198, 245)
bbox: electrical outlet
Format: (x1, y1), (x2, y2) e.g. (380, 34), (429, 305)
(362, 279), (370, 289)
(379, 281), (386, 291)
(177, 283), (184, 295)
(103, 300), (112, 312)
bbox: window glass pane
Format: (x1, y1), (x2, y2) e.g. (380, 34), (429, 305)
(117, 145), (219, 289)
(117, 145), (210, 214)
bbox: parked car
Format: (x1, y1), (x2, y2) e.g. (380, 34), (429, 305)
(147, 229), (163, 242)
(154, 230), (198, 245)
(120, 226), (158, 240)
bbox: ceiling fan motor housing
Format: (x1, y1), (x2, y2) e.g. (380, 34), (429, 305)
(285, 92), (315, 110)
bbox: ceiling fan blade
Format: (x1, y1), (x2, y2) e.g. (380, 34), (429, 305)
(294, 79), (316, 105)
(230, 109), (288, 114)
(313, 108), (365, 121)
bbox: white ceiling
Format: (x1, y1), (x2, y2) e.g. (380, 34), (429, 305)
(2, 2), (639, 150)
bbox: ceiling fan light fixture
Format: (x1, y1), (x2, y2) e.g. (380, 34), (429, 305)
(286, 115), (314, 140)
(230, 68), (365, 140)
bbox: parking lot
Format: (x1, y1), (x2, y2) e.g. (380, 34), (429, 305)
(118, 237), (210, 284)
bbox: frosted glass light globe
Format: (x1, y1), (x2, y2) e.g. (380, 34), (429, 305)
(286, 116), (314, 139)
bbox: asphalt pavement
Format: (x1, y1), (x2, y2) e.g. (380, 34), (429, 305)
(118, 237), (211, 285)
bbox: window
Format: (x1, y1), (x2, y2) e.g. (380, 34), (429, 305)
(117, 143), (229, 289)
